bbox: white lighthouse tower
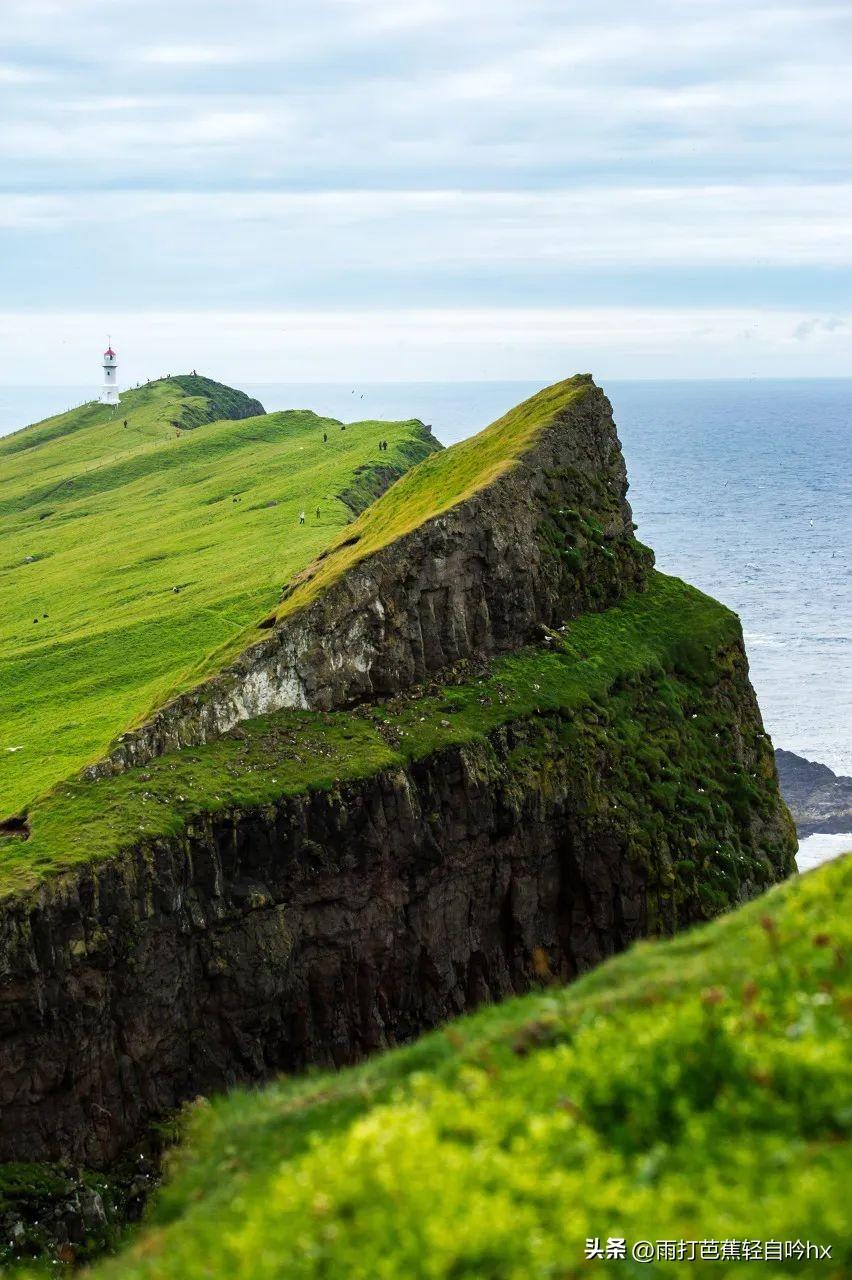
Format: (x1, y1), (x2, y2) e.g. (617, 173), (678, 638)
(100, 341), (120, 405)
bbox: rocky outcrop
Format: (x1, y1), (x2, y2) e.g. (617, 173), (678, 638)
(166, 374), (266, 425)
(87, 379), (651, 779)
(775, 748), (852, 836)
(0, 639), (793, 1168)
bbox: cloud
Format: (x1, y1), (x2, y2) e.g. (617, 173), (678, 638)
(1, 0), (851, 376)
(0, 109), (282, 165)
(2, 0), (851, 194)
(3, 185), (852, 269)
(1, 306), (850, 385)
(140, 44), (256, 66)
(0, 64), (49, 84)
(792, 316), (846, 340)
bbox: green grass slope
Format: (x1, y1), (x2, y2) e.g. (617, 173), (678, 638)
(0, 377), (437, 813)
(71, 853), (849, 1280)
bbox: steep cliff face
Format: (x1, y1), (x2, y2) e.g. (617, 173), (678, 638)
(0, 374), (795, 1194)
(87, 376), (652, 779)
(0, 577), (795, 1167)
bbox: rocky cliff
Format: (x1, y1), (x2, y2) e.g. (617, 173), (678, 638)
(86, 376), (651, 779)
(0, 376), (795, 1191)
(0, 575), (794, 1167)
(775, 748), (852, 835)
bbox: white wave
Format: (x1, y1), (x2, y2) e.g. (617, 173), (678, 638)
(743, 631), (785, 648)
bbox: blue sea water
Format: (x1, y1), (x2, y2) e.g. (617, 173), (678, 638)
(2, 379), (850, 784)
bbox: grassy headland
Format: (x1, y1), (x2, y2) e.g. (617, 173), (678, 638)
(277, 373), (597, 617)
(0, 376), (437, 812)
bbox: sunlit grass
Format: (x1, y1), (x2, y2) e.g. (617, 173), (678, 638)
(0, 376), (437, 812)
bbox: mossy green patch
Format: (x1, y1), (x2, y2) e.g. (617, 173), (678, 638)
(0, 573), (791, 900)
(0, 376), (438, 813)
(0, 1162), (126, 1268)
(54, 853), (849, 1279)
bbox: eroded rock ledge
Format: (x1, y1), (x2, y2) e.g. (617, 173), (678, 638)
(0, 630), (794, 1167)
(87, 380), (651, 780)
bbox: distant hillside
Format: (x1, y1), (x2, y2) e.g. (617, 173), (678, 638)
(0, 376), (264, 462)
(71, 853), (850, 1279)
(0, 376), (438, 813)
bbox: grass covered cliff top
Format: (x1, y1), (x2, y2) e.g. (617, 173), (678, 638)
(0, 376), (438, 813)
(69, 852), (849, 1279)
(277, 373), (596, 618)
(0, 572), (784, 898)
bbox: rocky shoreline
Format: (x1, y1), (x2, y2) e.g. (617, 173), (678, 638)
(775, 748), (852, 837)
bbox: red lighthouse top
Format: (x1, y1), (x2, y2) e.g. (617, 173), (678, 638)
(104, 346), (116, 358)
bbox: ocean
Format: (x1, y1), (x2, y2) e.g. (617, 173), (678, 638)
(2, 378), (850, 864)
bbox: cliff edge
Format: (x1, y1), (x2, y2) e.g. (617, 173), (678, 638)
(86, 375), (652, 777)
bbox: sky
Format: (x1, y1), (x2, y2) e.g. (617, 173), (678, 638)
(1, 0), (851, 384)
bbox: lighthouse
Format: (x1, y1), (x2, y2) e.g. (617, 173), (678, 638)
(100, 342), (120, 405)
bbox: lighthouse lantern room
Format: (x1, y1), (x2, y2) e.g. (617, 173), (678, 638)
(101, 342), (120, 405)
